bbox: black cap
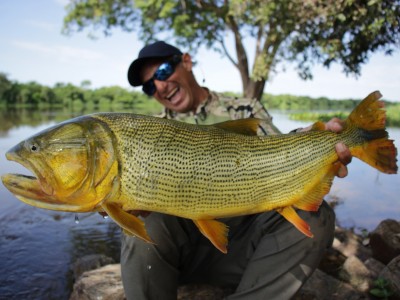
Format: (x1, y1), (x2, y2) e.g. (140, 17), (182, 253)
(127, 41), (182, 86)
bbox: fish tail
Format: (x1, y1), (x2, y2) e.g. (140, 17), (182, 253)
(346, 91), (398, 174)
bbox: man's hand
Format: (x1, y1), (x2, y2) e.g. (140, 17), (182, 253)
(301, 117), (352, 178)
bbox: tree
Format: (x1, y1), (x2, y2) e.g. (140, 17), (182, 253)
(63, 0), (400, 100)
(0, 72), (12, 105)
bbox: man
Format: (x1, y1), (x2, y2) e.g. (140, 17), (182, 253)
(122, 41), (351, 299)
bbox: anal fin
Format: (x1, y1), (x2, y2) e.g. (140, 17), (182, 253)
(102, 202), (154, 244)
(278, 206), (313, 238)
(193, 219), (229, 254)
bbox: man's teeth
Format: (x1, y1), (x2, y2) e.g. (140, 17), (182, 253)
(166, 87), (179, 100)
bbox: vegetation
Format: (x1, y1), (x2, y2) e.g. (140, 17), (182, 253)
(287, 99), (400, 127)
(369, 278), (394, 299)
(62, 0), (400, 101)
(0, 72), (161, 112)
(1, 72), (399, 131)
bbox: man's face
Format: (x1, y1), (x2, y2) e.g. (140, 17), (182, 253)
(140, 54), (196, 113)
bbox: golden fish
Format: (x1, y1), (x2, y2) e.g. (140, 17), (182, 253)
(1, 91), (397, 253)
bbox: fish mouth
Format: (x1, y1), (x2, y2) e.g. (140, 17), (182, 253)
(2, 151), (87, 212)
(4, 149), (54, 196)
(1, 173), (51, 205)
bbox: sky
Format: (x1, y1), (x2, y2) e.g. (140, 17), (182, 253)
(1, 0), (399, 102)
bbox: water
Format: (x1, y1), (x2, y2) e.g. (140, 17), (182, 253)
(0, 109), (399, 299)
(0, 110), (122, 300)
(273, 111), (400, 230)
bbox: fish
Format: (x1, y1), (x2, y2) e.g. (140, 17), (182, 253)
(1, 91), (397, 253)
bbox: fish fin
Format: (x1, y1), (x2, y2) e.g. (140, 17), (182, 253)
(193, 219), (229, 254)
(352, 138), (397, 174)
(278, 206), (313, 238)
(213, 118), (261, 136)
(310, 121), (326, 131)
(346, 91), (397, 174)
(294, 162), (341, 212)
(348, 91), (385, 130)
(101, 202), (154, 244)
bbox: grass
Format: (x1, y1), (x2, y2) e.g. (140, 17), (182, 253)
(289, 105), (400, 128)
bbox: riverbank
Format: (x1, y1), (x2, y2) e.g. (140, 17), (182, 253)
(69, 219), (400, 300)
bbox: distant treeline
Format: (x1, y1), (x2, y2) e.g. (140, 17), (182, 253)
(1, 72), (399, 126)
(0, 72), (164, 114)
(262, 93), (361, 111)
(259, 93), (400, 127)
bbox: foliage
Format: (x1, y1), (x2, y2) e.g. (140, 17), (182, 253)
(289, 111), (350, 122)
(62, 0), (400, 100)
(369, 278), (394, 299)
(0, 73), (162, 114)
(262, 93), (360, 111)
(385, 102), (400, 127)
(287, 100), (400, 127)
(0, 72), (13, 100)
(1, 73), (399, 128)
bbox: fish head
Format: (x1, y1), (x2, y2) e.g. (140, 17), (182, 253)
(1, 116), (119, 212)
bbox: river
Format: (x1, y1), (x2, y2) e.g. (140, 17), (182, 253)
(0, 108), (399, 299)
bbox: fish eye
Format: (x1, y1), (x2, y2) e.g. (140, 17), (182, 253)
(30, 143), (39, 152)
(24, 140), (41, 153)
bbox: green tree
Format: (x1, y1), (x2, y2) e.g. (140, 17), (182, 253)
(53, 82), (85, 107)
(62, 0), (400, 100)
(0, 73), (13, 104)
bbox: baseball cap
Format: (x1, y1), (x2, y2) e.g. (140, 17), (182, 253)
(127, 41), (182, 86)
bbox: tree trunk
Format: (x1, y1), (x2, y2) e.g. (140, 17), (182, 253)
(244, 79), (266, 101)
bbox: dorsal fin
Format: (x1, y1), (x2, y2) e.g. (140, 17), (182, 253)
(213, 118), (262, 136)
(310, 121), (326, 131)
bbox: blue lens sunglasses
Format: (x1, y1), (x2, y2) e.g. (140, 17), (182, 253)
(142, 55), (182, 96)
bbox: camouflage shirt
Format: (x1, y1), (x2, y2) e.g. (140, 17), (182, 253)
(160, 90), (281, 135)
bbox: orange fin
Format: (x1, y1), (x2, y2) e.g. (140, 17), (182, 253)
(347, 91), (385, 131)
(352, 138), (397, 174)
(310, 121), (326, 131)
(193, 219), (229, 254)
(101, 202), (154, 244)
(213, 118), (261, 136)
(278, 206), (313, 238)
(345, 91), (397, 174)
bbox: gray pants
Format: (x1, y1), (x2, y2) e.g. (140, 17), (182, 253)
(121, 201), (335, 300)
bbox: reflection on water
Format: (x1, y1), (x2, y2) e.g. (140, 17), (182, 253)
(0, 106), (139, 136)
(0, 205), (120, 299)
(0, 108), (399, 299)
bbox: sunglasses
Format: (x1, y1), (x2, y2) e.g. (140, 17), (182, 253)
(142, 55), (182, 96)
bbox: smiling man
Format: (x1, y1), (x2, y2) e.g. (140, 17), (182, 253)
(128, 41), (207, 114)
(122, 41), (351, 300)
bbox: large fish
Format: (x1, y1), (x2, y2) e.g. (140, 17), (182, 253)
(1, 91), (397, 253)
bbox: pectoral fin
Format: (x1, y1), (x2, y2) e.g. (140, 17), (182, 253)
(277, 206), (313, 238)
(101, 202), (154, 244)
(193, 219), (229, 254)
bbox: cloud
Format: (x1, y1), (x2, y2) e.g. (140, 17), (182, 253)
(25, 20), (58, 32)
(11, 40), (105, 62)
(54, 0), (69, 6)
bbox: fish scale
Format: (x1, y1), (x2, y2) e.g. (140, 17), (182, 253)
(2, 91), (397, 253)
(92, 114), (341, 218)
